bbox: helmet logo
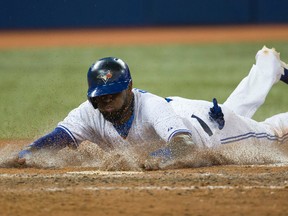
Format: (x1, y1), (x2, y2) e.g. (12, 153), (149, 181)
(97, 70), (113, 84)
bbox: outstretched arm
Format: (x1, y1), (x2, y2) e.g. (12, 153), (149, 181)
(17, 127), (76, 164)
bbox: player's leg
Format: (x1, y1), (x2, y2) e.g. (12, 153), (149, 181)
(264, 113), (288, 142)
(216, 107), (288, 147)
(223, 46), (287, 118)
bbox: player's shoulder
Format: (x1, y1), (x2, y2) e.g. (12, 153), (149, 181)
(133, 88), (149, 94)
(133, 88), (166, 104)
(132, 88), (172, 116)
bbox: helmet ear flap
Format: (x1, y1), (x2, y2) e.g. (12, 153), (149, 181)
(88, 97), (98, 109)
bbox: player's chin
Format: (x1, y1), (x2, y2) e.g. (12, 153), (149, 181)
(100, 110), (121, 122)
(99, 107), (117, 116)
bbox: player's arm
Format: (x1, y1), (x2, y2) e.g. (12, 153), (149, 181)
(149, 132), (196, 160)
(144, 132), (196, 170)
(168, 132), (196, 158)
(17, 127), (76, 163)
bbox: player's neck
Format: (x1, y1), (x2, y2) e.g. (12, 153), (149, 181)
(113, 94), (134, 125)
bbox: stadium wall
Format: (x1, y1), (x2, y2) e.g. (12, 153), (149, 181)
(1, 0), (288, 29)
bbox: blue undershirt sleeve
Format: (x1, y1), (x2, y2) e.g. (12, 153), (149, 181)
(18, 127), (75, 159)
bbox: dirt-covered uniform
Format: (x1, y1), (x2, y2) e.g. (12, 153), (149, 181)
(18, 47), (288, 160)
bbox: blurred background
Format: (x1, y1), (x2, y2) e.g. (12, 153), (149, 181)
(1, 0), (288, 29)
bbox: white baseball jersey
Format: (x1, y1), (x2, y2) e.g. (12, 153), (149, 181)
(58, 89), (192, 151)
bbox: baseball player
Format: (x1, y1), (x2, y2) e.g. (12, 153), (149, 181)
(17, 46), (288, 167)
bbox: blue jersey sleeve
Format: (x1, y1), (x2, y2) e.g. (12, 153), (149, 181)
(18, 127), (75, 159)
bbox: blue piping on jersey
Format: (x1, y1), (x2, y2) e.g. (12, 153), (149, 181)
(221, 132), (288, 144)
(57, 125), (78, 147)
(168, 129), (192, 142)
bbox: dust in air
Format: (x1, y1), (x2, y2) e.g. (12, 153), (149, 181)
(0, 141), (288, 170)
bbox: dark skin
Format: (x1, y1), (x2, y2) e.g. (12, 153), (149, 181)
(95, 82), (134, 125)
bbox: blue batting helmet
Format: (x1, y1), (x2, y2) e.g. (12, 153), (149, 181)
(87, 57), (132, 99)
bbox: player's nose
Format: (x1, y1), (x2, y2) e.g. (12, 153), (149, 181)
(100, 94), (113, 102)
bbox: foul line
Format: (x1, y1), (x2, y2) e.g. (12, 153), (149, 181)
(43, 185), (287, 192)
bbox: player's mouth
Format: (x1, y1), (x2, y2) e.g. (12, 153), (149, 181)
(97, 102), (118, 113)
(101, 105), (115, 113)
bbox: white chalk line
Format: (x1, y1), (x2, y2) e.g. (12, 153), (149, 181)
(42, 185), (288, 192)
(1, 169), (288, 179)
(0, 172), (243, 179)
(0, 171), (144, 178)
(66, 170), (144, 175)
(2, 185), (287, 193)
(248, 163), (288, 167)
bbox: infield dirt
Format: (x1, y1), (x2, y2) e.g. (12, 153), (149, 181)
(1, 25), (288, 216)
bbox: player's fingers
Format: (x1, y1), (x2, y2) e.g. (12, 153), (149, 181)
(142, 158), (161, 171)
(16, 157), (26, 165)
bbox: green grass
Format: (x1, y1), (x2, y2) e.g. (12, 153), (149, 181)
(1, 42), (288, 139)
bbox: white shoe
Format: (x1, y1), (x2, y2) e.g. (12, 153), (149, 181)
(272, 46), (288, 84)
(256, 46), (287, 83)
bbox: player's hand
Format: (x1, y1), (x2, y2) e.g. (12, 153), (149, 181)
(14, 148), (32, 166)
(16, 157), (26, 165)
(142, 157), (162, 171)
(8, 155), (27, 168)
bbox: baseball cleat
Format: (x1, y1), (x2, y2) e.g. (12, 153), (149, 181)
(270, 46), (288, 84)
(257, 46), (288, 84)
(280, 61), (288, 84)
(255, 46), (283, 83)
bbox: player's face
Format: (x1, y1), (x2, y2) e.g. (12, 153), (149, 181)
(97, 91), (128, 113)
(95, 84), (133, 124)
